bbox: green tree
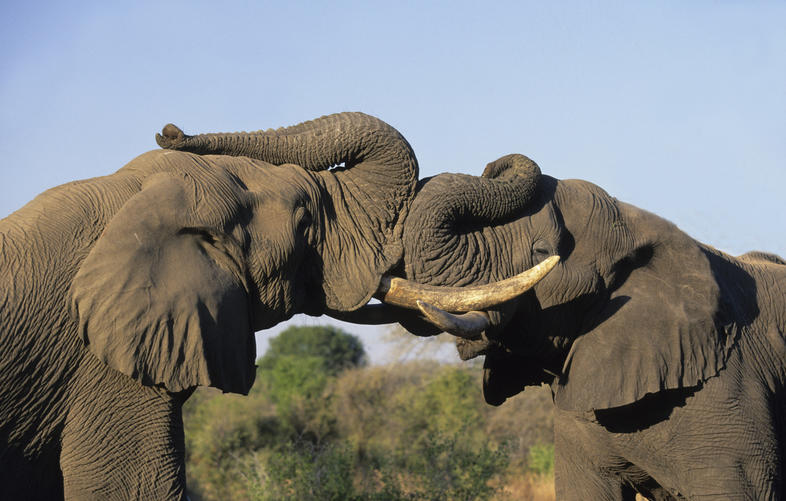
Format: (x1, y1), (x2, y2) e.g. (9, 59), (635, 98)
(258, 325), (366, 377)
(398, 366), (485, 451)
(265, 355), (329, 408)
(185, 325), (368, 499)
(257, 325), (367, 441)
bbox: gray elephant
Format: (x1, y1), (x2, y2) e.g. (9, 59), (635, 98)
(385, 154), (786, 500)
(0, 112), (456, 500)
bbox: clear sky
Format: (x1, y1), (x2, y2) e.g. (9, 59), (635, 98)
(2, 2), (784, 362)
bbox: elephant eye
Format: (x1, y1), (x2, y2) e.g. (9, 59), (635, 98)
(532, 239), (552, 264)
(294, 206), (313, 235)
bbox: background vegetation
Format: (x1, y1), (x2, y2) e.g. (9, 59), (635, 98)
(183, 325), (555, 500)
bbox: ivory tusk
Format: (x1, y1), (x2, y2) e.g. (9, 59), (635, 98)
(376, 255), (559, 312)
(416, 301), (489, 339)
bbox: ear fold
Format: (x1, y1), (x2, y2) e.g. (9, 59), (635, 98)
(553, 233), (737, 412)
(70, 173), (256, 394)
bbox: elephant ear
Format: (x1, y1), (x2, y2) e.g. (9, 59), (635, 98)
(70, 172), (255, 394)
(553, 218), (737, 412)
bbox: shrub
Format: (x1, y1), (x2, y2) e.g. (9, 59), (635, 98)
(183, 391), (279, 500)
(258, 326), (368, 441)
(266, 354), (329, 408)
(240, 441), (358, 501)
(527, 443), (555, 477)
(405, 430), (510, 501)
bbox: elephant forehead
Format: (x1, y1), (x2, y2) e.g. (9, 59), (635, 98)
(231, 160), (321, 202)
(553, 180), (618, 232)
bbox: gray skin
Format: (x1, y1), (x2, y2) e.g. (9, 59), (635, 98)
(0, 112), (418, 500)
(395, 154), (786, 500)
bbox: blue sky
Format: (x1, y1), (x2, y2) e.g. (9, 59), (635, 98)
(2, 2), (784, 362)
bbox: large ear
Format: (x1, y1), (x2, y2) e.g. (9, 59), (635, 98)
(553, 218), (739, 412)
(70, 172), (256, 394)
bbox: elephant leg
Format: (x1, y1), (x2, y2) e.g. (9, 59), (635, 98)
(59, 362), (188, 500)
(554, 410), (638, 501)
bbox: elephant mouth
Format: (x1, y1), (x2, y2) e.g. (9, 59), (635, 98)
(375, 255), (559, 339)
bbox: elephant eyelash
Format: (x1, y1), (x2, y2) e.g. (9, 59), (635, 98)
(177, 227), (217, 244)
(531, 239), (553, 256)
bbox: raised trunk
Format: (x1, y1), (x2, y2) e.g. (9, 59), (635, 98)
(403, 154), (541, 286)
(156, 112), (417, 234)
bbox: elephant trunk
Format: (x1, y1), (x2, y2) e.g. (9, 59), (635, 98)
(404, 154), (541, 286)
(156, 112), (417, 227)
(157, 112), (414, 174)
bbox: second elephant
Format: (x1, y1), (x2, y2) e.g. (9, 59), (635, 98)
(396, 154), (786, 500)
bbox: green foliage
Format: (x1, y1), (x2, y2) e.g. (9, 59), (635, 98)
(183, 324), (556, 501)
(528, 443), (555, 477)
(404, 431), (510, 501)
(240, 442), (357, 501)
(257, 325), (368, 440)
(265, 354), (329, 408)
(406, 366), (481, 436)
(235, 434), (507, 501)
(183, 391), (280, 500)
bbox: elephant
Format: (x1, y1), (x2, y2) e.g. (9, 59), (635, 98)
(382, 153), (786, 500)
(0, 112), (451, 500)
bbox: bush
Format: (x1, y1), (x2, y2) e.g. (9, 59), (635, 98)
(265, 354), (329, 409)
(528, 443), (555, 477)
(183, 391), (279, 500)
(404, 430), (510, 501)
(240, 441), (358, 501)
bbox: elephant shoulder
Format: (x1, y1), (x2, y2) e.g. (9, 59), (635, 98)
(117, 149), (200, 175)
(118, 149), (274, 181)
(738, 251), (786, 266)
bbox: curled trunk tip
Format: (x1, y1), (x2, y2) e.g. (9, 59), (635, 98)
(156, 124), (187, 148)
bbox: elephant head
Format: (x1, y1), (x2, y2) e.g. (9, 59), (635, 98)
(396, 153), (741, 411)
(69, 112), (422, 395)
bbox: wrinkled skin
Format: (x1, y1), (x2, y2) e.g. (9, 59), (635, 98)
(398, 154), (786, 500)
(0, 113), (418, 500)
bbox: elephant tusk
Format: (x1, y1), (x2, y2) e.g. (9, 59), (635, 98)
(416, 301), (490, 340)
(375, 255), (559, 312)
